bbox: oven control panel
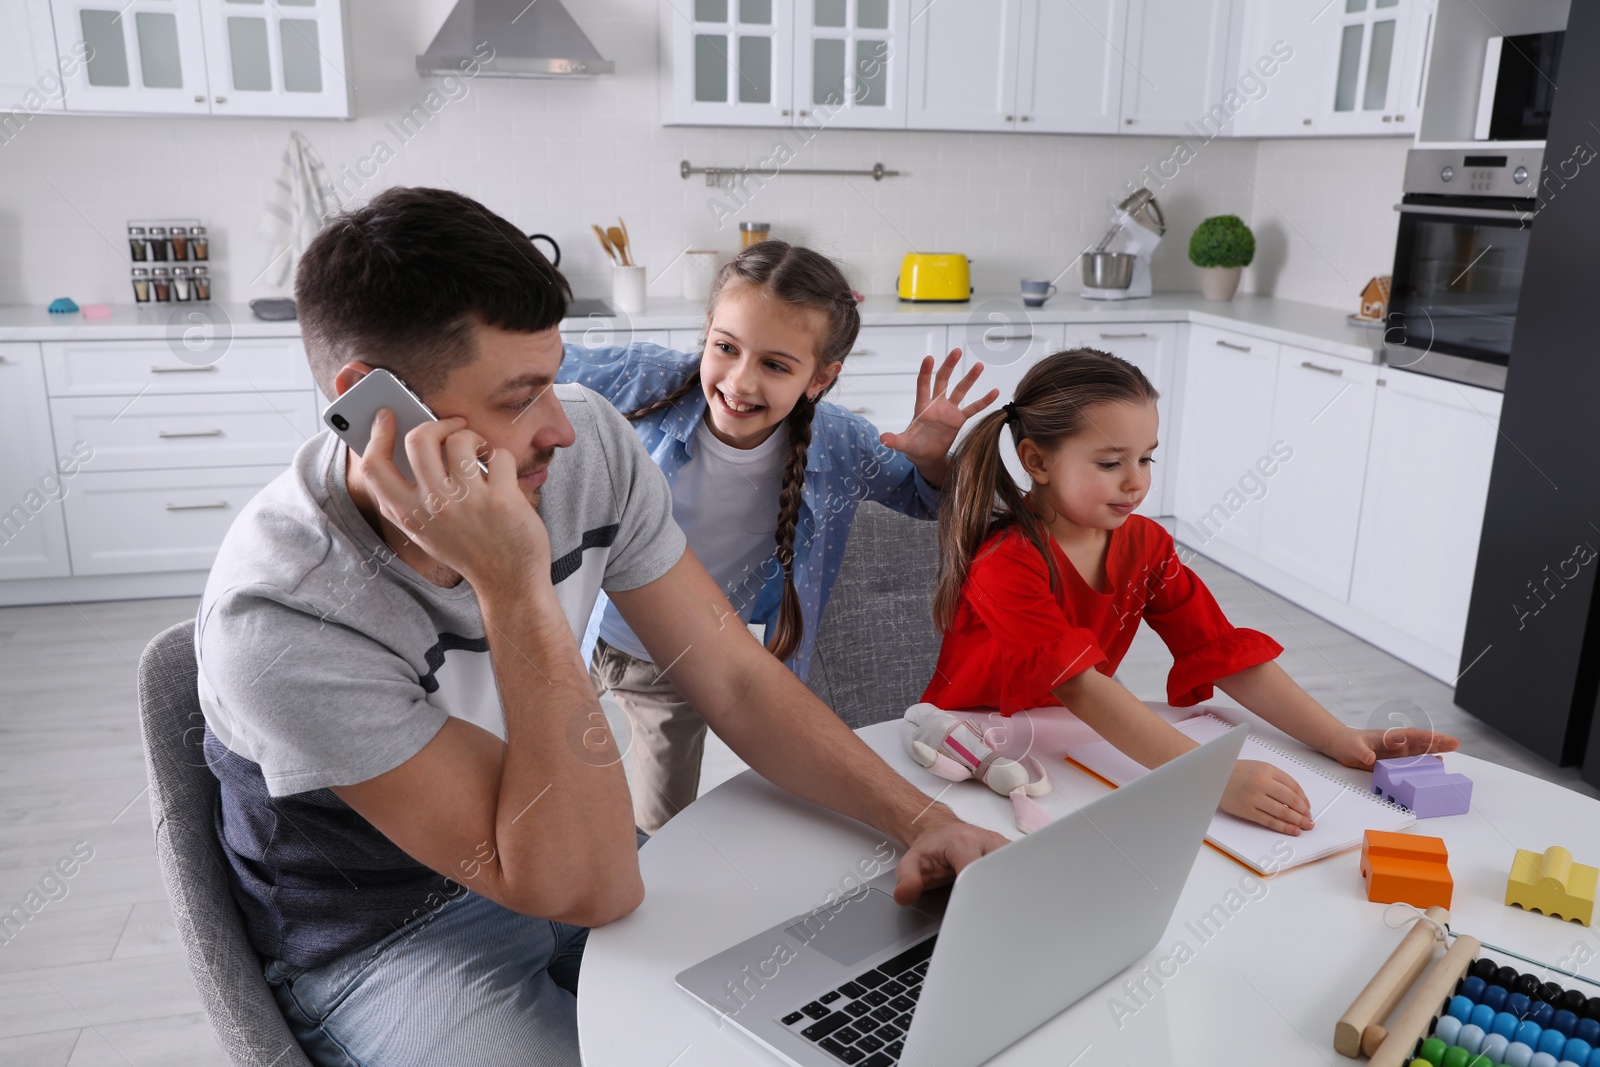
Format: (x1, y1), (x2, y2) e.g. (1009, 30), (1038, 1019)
(1403, 148), (1544, 198)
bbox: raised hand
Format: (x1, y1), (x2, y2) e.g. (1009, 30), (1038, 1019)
(878, 349), (1001, 483)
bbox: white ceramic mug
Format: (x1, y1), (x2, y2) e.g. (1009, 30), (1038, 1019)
(682, 251), (718, 302)
(613, 264), (646, 314)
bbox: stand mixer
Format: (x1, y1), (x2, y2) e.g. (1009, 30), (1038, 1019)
(1081, 188), (1166, 301)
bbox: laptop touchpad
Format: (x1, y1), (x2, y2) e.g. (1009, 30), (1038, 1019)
(785, 889), (939, 968)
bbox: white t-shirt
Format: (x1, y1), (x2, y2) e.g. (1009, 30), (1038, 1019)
(598, 417), (789, 660)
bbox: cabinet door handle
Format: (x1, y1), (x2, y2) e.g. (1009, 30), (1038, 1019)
(1300, 360), (1343, 377)
(781, 108), (791, 116)
(849, 348), (875, 357)
(1215, 340), (1252, 352)
(0, 355), (9, 364)
(1004, 115), (1014, 122)
(158, 428), (224, 438)
(849, 406), (872, 415)
(151, 364), (218, 373)
(1020, 115), (1032, 122)
(984, 331), (1033, 341)
(1382, 115), (1393, 122)
(1099, 331), (1148, 339)
(166, 501), (230, 511)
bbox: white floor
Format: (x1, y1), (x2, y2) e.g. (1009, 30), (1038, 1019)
(1, 554), (1594, 1064)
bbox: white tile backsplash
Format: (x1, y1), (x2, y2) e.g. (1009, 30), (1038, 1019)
(0, 0), (1407, 314)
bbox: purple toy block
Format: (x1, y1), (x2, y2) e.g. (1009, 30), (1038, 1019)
(1372, 756), (1472, 818)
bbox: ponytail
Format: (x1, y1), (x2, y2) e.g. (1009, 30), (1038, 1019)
(931, 348), (1160, 632)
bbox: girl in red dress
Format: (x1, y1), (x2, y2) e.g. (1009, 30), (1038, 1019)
(924, 348), (1457, 834)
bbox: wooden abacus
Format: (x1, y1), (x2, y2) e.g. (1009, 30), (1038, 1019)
(1337, 907), (1600, 1067)
(1336, 907), (1478, 1064)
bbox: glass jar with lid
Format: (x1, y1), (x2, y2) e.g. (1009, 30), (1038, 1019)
(131, 268), (151, 303)
(192, 265), (211, 302)
(151, 267), (172, 302)
(190, 226), (209, 261)
(128, 226), (149, 262)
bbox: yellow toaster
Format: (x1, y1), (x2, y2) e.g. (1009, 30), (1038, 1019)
(897, 253), (973, 302)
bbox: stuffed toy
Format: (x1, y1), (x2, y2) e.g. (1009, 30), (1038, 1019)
(903, 703), (1052, 834)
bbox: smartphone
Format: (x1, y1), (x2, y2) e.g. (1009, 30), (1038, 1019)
(321, 368), (489, 481)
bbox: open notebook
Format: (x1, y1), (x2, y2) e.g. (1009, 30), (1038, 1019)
(1064, 713), (1415, 875)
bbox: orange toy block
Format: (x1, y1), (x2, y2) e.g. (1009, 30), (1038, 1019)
(1360, 829), (1453, 910)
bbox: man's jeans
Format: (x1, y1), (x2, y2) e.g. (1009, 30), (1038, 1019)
(265, 889), (590, 1066)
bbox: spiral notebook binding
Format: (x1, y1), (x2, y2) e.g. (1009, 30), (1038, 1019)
(1195, 713), (1416, 818)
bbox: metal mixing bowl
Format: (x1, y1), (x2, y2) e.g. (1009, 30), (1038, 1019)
(1083, 251), (1134, 289)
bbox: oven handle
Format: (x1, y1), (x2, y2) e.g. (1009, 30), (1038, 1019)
(1394, 203), (1534, 221)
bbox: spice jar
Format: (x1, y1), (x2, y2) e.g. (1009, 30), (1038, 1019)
(173, 266), (192, 302)
(739, 221), (771, 249)
(190, 226), (209, 260)
(152, 267), (172, 302)
(131, 267), (151, 303)
(192, 265), (210, 302)
(148, 226), (169, 261)
(170, 226), (189, 261)
(128, 226), (149, 262)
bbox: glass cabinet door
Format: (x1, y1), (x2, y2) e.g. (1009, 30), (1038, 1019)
(51, 0), (212, 113)
(197, 0), (348, 117)
(1323, 0), (1423, 133)
(673, 0), (793, 125)
(792, 0), (909, 128)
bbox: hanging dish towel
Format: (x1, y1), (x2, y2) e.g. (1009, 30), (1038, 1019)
(259, 131), (341, 290)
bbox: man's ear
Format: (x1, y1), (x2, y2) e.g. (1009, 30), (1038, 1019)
(333, 361), (375, 398)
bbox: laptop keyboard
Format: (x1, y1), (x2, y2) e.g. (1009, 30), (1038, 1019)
(777, 936), (936, 1066)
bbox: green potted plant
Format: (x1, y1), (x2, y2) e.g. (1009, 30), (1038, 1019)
(1189, 215), (1255, 301)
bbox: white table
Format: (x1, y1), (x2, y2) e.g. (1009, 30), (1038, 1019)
(579, 708), (1600, 1065)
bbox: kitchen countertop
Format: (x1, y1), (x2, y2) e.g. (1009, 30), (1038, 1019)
(0, 292), (1390, 364)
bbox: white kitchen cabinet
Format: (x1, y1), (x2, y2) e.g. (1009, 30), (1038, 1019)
(1, 0), (67, 113)
(49, 391), (318, 472)
(1015, 0), (1128, 134)
(1119, 0), (1233, 136)
(829, 324), (948, 434)
(0, 344), (72, 582)
(792, 0), (910, 128)
(51, 0), (212, 114)
(1318, 0), (1430, 135)
(907, 0), (1126, 133)
(1172, 325), (1279, 556)
(198, 0), (349, 118)
(1349, 369), (1500, 670)
(905, 0), (1019, 132)
(667, 0), (793, 125)
(1257, 345), (1378, 600)
(63, 465), (287, 575)
(1064, 324), (1178, 517)
(1230, 0), (1327, 135)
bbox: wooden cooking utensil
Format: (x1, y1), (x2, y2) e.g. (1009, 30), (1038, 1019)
(607, 225), (631, 267)
(592, 224), (618, 264)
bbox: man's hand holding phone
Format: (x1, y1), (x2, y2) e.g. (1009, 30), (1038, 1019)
(362, 408), (550, 593)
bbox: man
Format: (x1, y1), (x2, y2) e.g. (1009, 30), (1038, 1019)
(195, 186), (1007, 1066)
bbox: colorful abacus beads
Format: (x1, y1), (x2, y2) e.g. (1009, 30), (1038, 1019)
(1428, 956), (1600, 1067)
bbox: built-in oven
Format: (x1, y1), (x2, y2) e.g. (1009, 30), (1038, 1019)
(1385, 147), (1542, 391)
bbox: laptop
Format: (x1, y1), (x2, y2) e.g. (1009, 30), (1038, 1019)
(676, 725), (1248, 1067)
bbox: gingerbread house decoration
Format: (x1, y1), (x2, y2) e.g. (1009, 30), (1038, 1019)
(1358, 275), (1392, 321)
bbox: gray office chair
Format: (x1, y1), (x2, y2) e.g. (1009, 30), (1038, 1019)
(805, 502), (945, 728)
(136, 621), (314, 1067)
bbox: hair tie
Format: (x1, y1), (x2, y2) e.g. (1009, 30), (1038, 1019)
(1002, 401), (1019, 424)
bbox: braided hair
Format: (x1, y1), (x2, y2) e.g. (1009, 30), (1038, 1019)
(626, 240), (860, 663)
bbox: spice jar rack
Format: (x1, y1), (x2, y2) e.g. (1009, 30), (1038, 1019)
(127, 218), (213, 306)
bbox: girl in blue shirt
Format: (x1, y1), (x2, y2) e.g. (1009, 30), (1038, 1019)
(559, 241), (996, 831)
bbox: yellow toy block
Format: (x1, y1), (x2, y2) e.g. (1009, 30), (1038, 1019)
(1505, 846), (1597, 926)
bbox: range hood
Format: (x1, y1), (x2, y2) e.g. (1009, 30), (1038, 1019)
(417, 0), (614, 78)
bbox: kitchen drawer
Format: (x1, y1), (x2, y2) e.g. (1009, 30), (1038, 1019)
(50, 391), (319, 472)
(43, 336), (314, 396)
(826, 375), (917, 433)
(844, 325), (950, 375)
(63, 466), (284, 576)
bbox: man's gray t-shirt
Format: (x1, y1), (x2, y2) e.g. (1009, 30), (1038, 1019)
(195, 383), (686, 968)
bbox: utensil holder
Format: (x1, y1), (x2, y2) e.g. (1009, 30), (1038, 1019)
(613, 265), (646, 314)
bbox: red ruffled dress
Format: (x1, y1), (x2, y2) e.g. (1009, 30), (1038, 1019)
(922, 516), (1283, 715)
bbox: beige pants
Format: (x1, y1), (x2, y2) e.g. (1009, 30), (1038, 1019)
(589, 638), (707, 834)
